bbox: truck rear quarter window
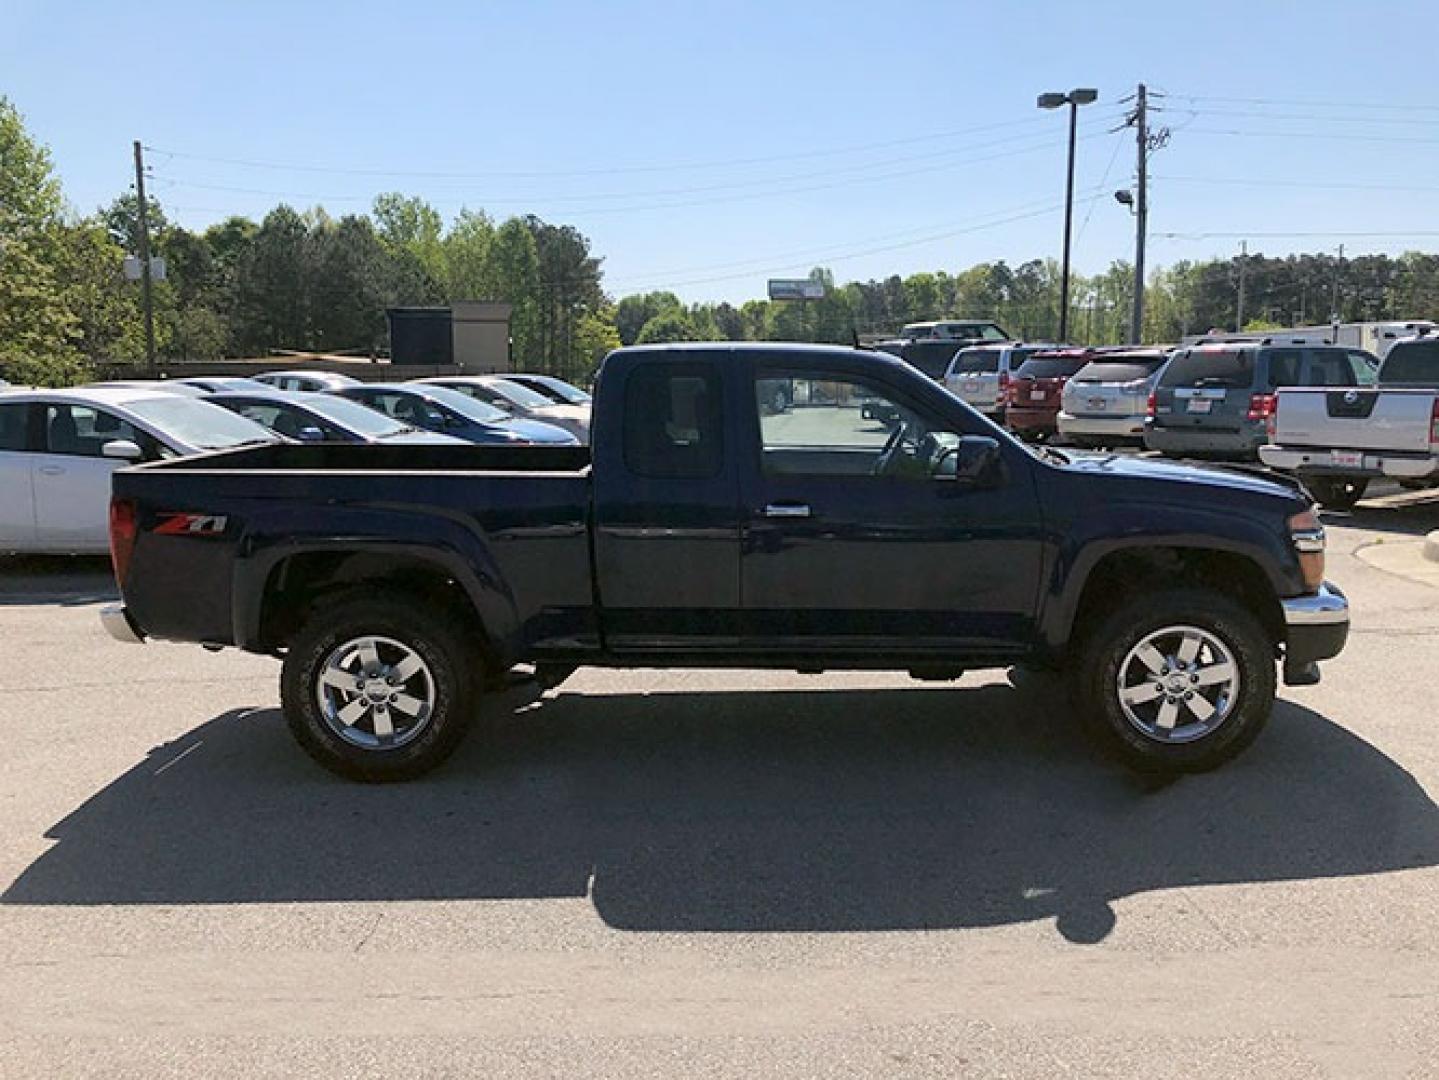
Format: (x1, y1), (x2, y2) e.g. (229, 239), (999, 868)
(623, 364), (724, 479)
(1379, 340), (1439, 386)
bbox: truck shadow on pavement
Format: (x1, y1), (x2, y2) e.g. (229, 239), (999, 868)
(6, 677), (1438, 944)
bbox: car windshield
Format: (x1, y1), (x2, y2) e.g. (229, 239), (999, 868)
(1379, 340), (1439, 386)
(124, 397), (279, 449)
(300, 395), (414, 437)
(951, 348), (1003, 374)
(416, 386), (512, 424)
(1015, 357), (1089, 380)
(942, 323), (1007, 341)
(1160, 349), (1253, 389)
(478, 379), (553, 409)
(1071, 359), (1166, 384)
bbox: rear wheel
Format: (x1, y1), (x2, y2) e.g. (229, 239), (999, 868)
(280, 591), (480, 781)
(1307, 476), (1369, 511)
(1072, 588), (1276, 774)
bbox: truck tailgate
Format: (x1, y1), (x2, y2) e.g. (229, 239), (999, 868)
(1272, 388), (1437, 453)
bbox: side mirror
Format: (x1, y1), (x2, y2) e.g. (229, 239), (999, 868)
(101, 439), (144, 462)
(933, 435), (1003, 486)
(297, 426), (326, 442)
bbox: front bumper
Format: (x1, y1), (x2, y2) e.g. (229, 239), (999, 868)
(1281, 582), (1349, 681)
(100, 604), (145, 645)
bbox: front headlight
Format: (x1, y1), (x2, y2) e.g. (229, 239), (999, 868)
(1289, 508), (1326, 591)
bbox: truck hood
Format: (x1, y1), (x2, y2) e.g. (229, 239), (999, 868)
(1059, 450), (1308, 502)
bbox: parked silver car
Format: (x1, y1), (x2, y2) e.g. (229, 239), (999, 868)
(942, 343), (1059, 420)
(1058, 348), (1173, 447)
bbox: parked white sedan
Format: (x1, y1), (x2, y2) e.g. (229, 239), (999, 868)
(0, 387), (278, 554)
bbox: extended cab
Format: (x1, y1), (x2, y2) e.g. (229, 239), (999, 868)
(104, 344), (1349, 780)
(1261, 336), (1439, 508)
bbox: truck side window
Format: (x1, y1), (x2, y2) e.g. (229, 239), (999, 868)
(623, 364), (723, 479)
(1346, 351), (1378, 386)
(1265, 350), (1302, 389)
(0, 402), (30, 451)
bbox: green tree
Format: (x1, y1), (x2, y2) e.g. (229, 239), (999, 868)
(635, 310), (703, 344)
(616, 291), (682, 345)
(488, 217), (543, 363)
(234, 205), (310, 354)
(307, 214), (390, 351)
(0, 96), (79, 375)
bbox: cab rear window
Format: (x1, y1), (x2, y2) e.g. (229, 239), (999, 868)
(1159, 349), (1253, 389)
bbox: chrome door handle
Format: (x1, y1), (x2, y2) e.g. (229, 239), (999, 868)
(763, 503), (811, 519)
(38, 465), (65, 476)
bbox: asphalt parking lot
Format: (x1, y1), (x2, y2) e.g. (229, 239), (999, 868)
(2, 489), (1438, 1078)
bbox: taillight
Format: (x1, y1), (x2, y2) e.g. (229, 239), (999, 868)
(109, 498), (137, 588)
(1146, 391), (1156, 419)
(1267, 394), (1279, 440)
(1247, 393), (1276, 422)
(998, 370), (1011, 400)
(1431, 399), (1439, 445)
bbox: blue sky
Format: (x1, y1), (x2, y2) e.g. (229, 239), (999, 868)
(5, 0), (1438, 303)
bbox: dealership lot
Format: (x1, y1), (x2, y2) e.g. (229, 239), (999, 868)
(2, 492), (1438, 1078)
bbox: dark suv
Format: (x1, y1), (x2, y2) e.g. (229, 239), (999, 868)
(1146, 341), (1378, 459)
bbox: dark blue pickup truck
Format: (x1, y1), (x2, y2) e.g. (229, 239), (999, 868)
(103, 344), (1349, 780)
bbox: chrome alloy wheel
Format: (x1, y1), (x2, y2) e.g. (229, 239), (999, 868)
(315, 635), (436, 750)
(1116, 625), (1240, 744)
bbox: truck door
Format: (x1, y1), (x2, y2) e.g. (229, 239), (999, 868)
(591, 354), (743, 650)
(738, 359), (1043, 653)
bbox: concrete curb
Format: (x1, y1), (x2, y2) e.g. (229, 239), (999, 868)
(1356, 535), (1439, 589)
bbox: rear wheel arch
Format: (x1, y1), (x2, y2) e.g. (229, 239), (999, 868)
(250, 548), (505, 668)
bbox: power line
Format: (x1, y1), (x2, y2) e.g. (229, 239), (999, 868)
(1156, 229), (1439, 241)
(611, 191), (1111, 292)
(1156, 174), (1439, 195)
(150, 131), (1110, 220)
(1166, 92), (1439, 114)
(141, 109), (1128, 182)
(1184, 127), (1439, 147)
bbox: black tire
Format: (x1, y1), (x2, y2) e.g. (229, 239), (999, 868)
(1071, 588), (1276, 774)
(280, 590), (481, 781)
(1306, 476), (1369, 511)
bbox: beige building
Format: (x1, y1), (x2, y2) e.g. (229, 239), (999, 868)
(450, 301), (513, 373)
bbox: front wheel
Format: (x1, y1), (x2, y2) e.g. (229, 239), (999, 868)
(1072, 589), (1276, 774)
(1306, 476), (1369, 510)
(280, 591), (481, 781)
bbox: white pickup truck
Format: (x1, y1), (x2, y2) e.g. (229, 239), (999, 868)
(1260, 336), (1439, 509)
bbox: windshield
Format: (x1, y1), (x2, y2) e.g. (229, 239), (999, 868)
(418, 385), (512, 424)
(1160, 349), (1253, 389)
(942, 323), (1007, 341)
(951, 348), (1002, 374)
(1071, 359), (1165, 384)
(1379, 340), (1439, 386)
(300, 395), (414, 437)
(1015, 357), (1089, 380)
(125, 397), (279, 449)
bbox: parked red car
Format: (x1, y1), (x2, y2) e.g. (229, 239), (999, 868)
(1005, 348), (1094, 440)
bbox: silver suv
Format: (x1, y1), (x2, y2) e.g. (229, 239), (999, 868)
(943, 343), (1060, 420)
(1058, 348), (1172, 447)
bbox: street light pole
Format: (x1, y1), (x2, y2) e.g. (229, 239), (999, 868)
(1039, 88), (1097, 343)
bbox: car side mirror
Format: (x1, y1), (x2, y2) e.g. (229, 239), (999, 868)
(297, 426), (326, 442)
(933, 435), (1002, 486)
(101, 439), (144, 462)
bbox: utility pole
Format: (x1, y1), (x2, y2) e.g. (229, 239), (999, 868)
(1236, 240), (1247, 331)
(1129, 83), (1148, 344)
(132, 141), (157, 376)
(1331, 243), (1345, 322)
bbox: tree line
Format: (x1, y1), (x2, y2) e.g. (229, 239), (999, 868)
(7, 96), (1439, 389)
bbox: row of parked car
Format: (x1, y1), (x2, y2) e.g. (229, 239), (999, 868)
(931, 333), (1438, 508)
(0, 370), (594, 554)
